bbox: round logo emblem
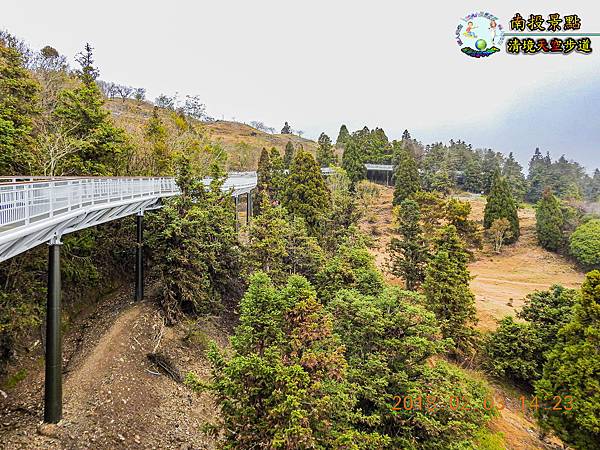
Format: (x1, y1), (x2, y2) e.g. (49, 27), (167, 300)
(456, 12), (505, 58)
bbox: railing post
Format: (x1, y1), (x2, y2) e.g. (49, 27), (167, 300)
(135, 211), (144, 301)
(49, 182), (54, 218)
(44, 235), (62, 423)
(25, 185), (30, 225)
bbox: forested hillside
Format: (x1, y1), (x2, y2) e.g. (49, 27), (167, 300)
(1, 30), (599, 450)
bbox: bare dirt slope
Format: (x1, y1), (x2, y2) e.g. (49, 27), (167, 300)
(465, 195), (584, 330)
(361, 187), (585, 450)
(0, 287), (228, 449)
(363, 187), (585, 330)
(106, 99), (319, 171)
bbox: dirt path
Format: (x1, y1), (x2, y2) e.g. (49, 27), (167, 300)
(0, 287), (226, 449)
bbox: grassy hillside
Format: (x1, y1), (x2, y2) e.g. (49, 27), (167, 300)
(105, 99), (318, 171)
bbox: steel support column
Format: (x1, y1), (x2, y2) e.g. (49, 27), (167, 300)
(234, 196), (239, 231)
(135, 211), (144, 301)
(246, 192), (252, 225)
(44, 237), (62, 423)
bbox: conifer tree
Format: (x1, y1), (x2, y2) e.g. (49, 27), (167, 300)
(481, 149), (503, 194)
(316, 132), (335, 167)
(535, 190), (564, 251)
(194, 273), (379, 448)
(284, 217), (325, 283)
(145, 106), (171, 175)
(254, 147), (273, 215)
(388, 199), (428, 290)
(53, 43), (129, 175)
(244, 196), (290, 284)
(535, 271), (600, 449)
(590, 168), (600, 202)
(392, 142), (420, 206)
(336, 124), (350, 147)
(445, 198), (482, 252)
(423, 225), (477, 352)
(283, 150), (330, 235)
(430, 164), (452, 195)
(269, 146), (285, 202)
(283, 140), (294, 168)
(316, 243), (384, 304)
(0, 41), (39, 174)
(149, 157), (241, 323)
(502, 152), (527, 201)
(463, 155), (483, 193)
(341, 136), (366, 187)
(483, 171), (520, 243)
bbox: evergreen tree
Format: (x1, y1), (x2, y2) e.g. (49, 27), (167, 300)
(502, 152), (527, 201)
(316, 243), (384, 304)
(342, 135), (366, 186)
(316, 132), (335, 167)
(446, 198), (482, 252)
(145, 106), (171, 175)
(244, 197), (290, 284)
(401, 129), (411, 141)
(463, 154), (484, 193)
(484, 171), (520, 244)
(254, 147), (273, 215)
(284, 216), (325, 285)
(269, 146), (285, 202)
(193, 273), (381, 448)
(283, 150), (330, 235)
(149, 157), (241, 323)
(0, 41), (39, 174)
(322, 168), (361, 250)
(590, 168), (600, 201)
(388, 199), (428, 290)
(535, 271), (600, 449)
(53, 44), (129, 175)
(391, 142), (420, 206)
(329, 287), (495, 448)
(535, 190), (564, 251)
(423, 225), (477, 352)
(430, 163), (452, 195)
(569, 219), (600, 269)
(336, 124), (350, 147)
(283, 140), (294, 168)
(481, 149), (503, 194)
(526, 147), (548, 202)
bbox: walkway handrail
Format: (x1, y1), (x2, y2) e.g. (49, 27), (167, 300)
(0, 177), (179, 231)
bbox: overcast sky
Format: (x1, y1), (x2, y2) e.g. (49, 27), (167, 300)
(3, 1), (599, 171)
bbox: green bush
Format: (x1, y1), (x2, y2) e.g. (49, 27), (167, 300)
(328, 287), (496, 449)
(484, 317), (542, 383)
(315, 243), (384, 304)
(535, 271), (600, 449)
(484, 285), (577, 385)
(569, 219), (600, 268)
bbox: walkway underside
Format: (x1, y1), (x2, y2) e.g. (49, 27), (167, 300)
(0, 196), (163, 261)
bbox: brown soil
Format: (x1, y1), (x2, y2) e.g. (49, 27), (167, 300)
(0, 286), (229, 449)
(361, 186), (585, 450)
(363, 188), (584, 331)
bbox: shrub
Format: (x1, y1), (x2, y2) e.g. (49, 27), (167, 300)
(316, 243), (384, 304)
(484, 317), (542, 383)
(535, 271), (600, 448)
(569, 219), (600, 268)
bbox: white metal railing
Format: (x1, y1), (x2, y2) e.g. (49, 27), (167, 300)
(0, 177), (180, 231)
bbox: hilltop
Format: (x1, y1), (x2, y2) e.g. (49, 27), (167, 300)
(105, 99), (318, 171)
